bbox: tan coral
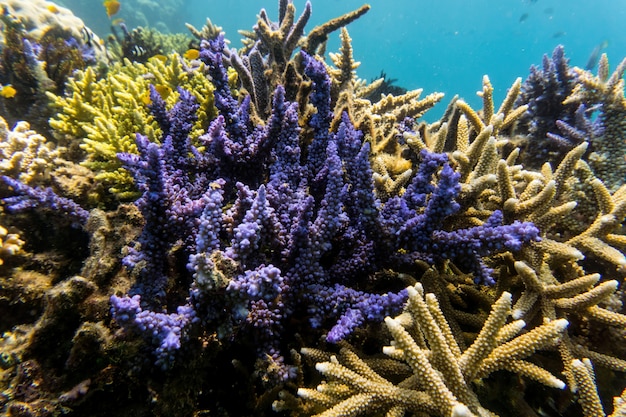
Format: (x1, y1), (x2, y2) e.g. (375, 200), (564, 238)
(564, 54), (626, 192)
(298, 283), (568, 417)
(0, 225), (24, 266)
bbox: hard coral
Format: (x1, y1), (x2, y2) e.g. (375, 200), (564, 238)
(48, 53), (217, 201)
(0, 1), (105, 136)
(107, 36), (539, 386)
(0, 224), (23, 265)
(297, 283), (569, 417)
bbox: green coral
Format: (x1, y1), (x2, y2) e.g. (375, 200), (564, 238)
(48, 53), (217, 201)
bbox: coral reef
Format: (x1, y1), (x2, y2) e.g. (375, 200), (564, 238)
(106, 23), (193, 64)
(0, 0), (106, 136)
(0, 1), (624, 416)
(514, 45), (581, 169)
(0, 0), (105, 56)
(105, 38), (536, 383)
(564, 54), (626, 192)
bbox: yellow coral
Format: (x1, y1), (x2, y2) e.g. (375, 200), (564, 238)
(48, 53), (217, 200)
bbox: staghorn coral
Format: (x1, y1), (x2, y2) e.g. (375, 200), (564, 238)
(218, 1), (443, 199)
(296, 283), (569, 417)
(513, 45), (581, 169)
(325, 28), (444, 199)
(563, 54), (626, 192)
(102, 38), (537, 385)
(0, 1), (624, 415)
(48, 53), (217, 201)
(511, 260), (626, 358)
(223, 0), (372, 119)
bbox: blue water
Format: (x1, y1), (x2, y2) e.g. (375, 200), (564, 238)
(76, 0), (626, 119)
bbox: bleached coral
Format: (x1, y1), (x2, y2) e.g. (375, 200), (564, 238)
(0, 116), (59, 185)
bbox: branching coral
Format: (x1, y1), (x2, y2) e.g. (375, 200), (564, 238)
(563, 54), (626, 191)
(514, 45), (581, 169)
(297, 283), (569, 417)
(0, 116), (59, 185)
(0, 2), (624, 416)
(48, 53), (217, 200)
(102, 38), (539, 384)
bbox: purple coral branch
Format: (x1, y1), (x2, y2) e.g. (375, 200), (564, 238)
(1, 176), (89, 226)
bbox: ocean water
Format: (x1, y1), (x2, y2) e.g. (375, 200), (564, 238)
(73, 0), (626, 120)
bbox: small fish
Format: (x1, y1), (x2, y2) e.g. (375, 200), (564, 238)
(81, 26), (94, 47)
(552, 31), (566, 39)
(1, 85), (17, 98)
(130, 45), (147, 58)
(154, 84), (172, 99)
(585, 40), (609, 71)
(111, 18), (125, 26)
(519, 13), (529, 23)
(183, 49), (200, 60)
(103, 0), (121, 18)
(140, 92), (151, 105)
(150, 54), (168, 63)
(46, 4), (60, 14)
(142, 84), (173, 105)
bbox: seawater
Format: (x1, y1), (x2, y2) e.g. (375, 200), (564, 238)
(74, 0), (626, 120)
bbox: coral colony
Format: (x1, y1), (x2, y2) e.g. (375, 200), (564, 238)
(105, 36), (540, 376)
(1, 0), (626, 416)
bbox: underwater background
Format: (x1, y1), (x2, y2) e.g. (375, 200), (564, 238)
(69, 0), (626, 119)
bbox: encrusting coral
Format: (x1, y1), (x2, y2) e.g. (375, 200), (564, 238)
(0, 224), (22, 265)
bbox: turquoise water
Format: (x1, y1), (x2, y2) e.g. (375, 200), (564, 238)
(73, 0), (626, 120)
(191, 0), (626, 118)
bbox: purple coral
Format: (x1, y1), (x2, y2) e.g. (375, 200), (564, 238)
(382, 150), (540, 285)
(1, 176), (89, 226)
(515, 45), (581, 167)
(108, 44), (540, 380)
(110, 295), (196, 369)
